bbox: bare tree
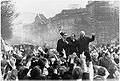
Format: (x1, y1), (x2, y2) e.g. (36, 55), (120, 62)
(1, 0), (19, 40)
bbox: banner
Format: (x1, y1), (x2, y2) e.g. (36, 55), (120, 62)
(1, 38), (13, 51)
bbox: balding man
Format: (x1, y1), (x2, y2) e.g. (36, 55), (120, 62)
(76, 31), (95, 62)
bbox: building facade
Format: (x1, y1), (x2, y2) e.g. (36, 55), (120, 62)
(22, 1), (119, 47)
(49, 1), (119, 45)
(86, 1), (119, 45)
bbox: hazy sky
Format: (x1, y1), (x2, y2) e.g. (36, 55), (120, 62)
(11, 0), (116, 24)
(13, 0), (89, 18)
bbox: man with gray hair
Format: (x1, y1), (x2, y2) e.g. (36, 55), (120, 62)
(76, 31), (95, 62)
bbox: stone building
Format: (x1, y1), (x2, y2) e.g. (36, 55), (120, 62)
(50, 8), (91, 38)
(31, 1), (119, 47)
(86, 1), (119, 45)
(16, 1), (118, 47)
(49, 1), (119, 45)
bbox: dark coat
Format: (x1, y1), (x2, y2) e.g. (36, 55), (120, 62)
(76, 35), (95, 54)
(29, 76), (46, 80)
(62, 71), (73, 80)
(57, 38), (70, 57)
(67, 37), (78, 54)
(46, 73), (61, 80)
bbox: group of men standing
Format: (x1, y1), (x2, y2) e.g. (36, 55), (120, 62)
(57, 30), (95, 62)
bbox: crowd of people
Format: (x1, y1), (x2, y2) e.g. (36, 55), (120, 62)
(1, 31), (120, 81)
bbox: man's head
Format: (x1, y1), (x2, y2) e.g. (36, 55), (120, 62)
(80, 31), (85, 37)
(18, 67), (29, 79)
(11, 69), (18, 77)
(72, 67), (82, 79)
(92, 51), (99, 59)
(105, 52), (110, 58)
(70, 33), (76, 39)
(30, 66), (42, 77)
(60, 32), (67, 39)
(98, 67), (106, 76)
(58, 66), (67, 75)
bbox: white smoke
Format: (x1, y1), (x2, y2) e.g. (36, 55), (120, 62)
(6, 13), (60, 48)
(7, 13), (38, 45)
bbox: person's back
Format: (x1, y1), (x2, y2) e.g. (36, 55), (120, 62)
(29, 66), (46, 80)
(93, 65), (109, 80)
(46, 67), (61, 80)
(29, 75), (46, 80)
(99, 53), (117, 78)
(72, 66), (82, 80)
(62, 71), (73, 80)
(99, 56), (111, 70)
(99, 53), (113, 70)
(18, 67), (29, 80)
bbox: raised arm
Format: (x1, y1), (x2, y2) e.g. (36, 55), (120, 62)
(89, 33), (95, 42)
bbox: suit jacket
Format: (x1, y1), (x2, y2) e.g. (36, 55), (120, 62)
(77, 35), (95, 54)
(57, 38), (70, 57)
(67, 37), (78, 54)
